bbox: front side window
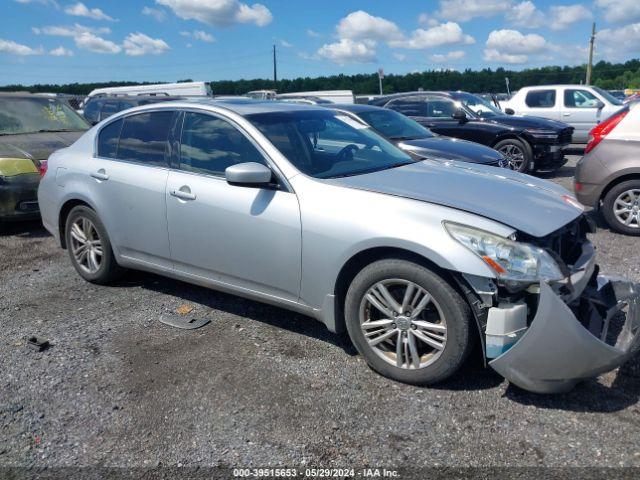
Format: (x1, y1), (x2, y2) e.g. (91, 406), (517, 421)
(425, 99), (457, 118)
(525, 90), (556, 108)
(0, 97), (89, 135)
(386, 96), (427, 117)
(564, 89), (599, 108)
(179, 112), (266, 176)
(248, 110), (415, 179)
(455, 93), (502, 118)
(83, 99), (102, 124)
(356, 109), (432, 140)
(117, 111), (174, 166)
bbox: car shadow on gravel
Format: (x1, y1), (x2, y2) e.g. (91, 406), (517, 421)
(114, 270), (359, 356)
(0, 220), (49, 238)
(503, 352), (640, 412)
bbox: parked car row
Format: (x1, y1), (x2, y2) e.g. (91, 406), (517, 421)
(36, 97), (640, 394)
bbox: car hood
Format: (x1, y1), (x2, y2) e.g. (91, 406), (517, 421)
(327, 160), (583, 238)
(0, 131), (84, 161)
(481, 114), (571, 131)
(399, 137), (503, 164)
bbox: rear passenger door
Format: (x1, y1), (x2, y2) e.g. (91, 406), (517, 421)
(522, 89), (560, 121)
(91, 110), (175, 268)
(165, 110), (302, 301)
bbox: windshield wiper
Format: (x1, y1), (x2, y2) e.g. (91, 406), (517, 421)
(36, 129), (84, 133)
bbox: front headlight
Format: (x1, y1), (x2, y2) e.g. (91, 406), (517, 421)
(444, 222), (564, 283)
(524, 128), (558, 140)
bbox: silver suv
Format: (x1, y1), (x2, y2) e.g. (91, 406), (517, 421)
(38, 99), (640, 394)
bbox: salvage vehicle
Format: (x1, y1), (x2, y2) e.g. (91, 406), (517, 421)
(82, 95), (184, 125)
(501, 85), (623, 143)
(575, 103), (640, 235)
(370, 91), (574, 172)
(38, 99), (640, 393)
(326, 103), (507, 167)
(0, 93), (88, 222)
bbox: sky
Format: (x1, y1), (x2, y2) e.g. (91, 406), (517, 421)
(1, 0), (639, 86)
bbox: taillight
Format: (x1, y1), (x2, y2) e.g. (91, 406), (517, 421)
(39, 159), (48, 177)
(585, 108), (629, 154)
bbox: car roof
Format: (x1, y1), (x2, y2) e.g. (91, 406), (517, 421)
(326, 103), (385, 113)
(110, 97), (329, 117)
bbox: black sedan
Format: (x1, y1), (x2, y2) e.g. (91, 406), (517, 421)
(326, 104), (507, 168)
(370, 91), (574, 172)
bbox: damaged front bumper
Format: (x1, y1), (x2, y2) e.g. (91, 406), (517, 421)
(489, 277), (640, 394)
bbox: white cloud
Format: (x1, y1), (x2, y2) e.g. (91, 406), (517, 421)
(336, 10), (403, 43)
(506, 1), (544, 28)
(436, 0), (511, 22)
(417, 13), (438, 27)
(65, 2), (115, 21)
(392, 22), (474, 49)
(142, 6), (166, 22)
(194, 30), (215, 42)
(123, 32), (170, 56)
(598, 23), (640, 55)
(596, 0), (640, 24)
(15, 0), (59, 6)
(483, 49), (527, 64)
(306, 29), (320, 38)
(157, 0), (272, 27)
(549, 4), (592, 30)
(393, 52), (407, 61)
(0, 38), (44, 55)
(32, 23), (111, 37)
(280, 39), (292, 48)
(50, 45), (74, 56)
(317, 38), (376, 65)
(430, 50), (465, 62)
(483, 28), (549, 64)
(74, 32), (121, 53)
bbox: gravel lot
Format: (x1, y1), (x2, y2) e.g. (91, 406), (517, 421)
(1, 155), (639, 475)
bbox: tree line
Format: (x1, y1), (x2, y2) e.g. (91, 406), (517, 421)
(1, 59), (639, 96)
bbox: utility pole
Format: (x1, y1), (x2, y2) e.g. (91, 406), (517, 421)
(378, 68), (384, 95)
(586, 22), (596, 85)
(273, 44), (277, 86)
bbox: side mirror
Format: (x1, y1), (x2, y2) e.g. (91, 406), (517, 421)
(225, 162), (273, 187)
(596, 100), (605, 110)
(452, 109), (467, 121)
(504, 108), (515, 115)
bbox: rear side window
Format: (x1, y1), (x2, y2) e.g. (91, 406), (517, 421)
(387, 96), (427, 117)
(525, 90), (556, 108)
(99, 101), (121, 121)
(117, 111), (174, 166)
(179, 112), (266, 177)
(97, 119), (122, 158)
(83, 99), (102, 124)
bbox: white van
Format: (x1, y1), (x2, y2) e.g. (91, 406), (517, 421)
(501, 85), (624, 143)
(277, 90), (355, 104)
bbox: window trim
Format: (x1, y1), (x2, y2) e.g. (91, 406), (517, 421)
(524, 89), (557, 109)
(174, 107), (293, 192)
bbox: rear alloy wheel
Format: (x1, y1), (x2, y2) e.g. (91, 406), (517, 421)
(345, 258), (472, 385)
(602, 180), (640, 236)
(65, 205), (124, 283)
(494, 138), (532, 172)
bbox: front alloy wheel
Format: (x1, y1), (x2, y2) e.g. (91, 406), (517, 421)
(359, 279), (447, 369)
(497, 144), (525, 171)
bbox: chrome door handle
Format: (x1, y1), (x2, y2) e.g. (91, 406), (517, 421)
(90, 170), (109, 181)
(562, 113), (571, 117)
(170, 189), (196, 201)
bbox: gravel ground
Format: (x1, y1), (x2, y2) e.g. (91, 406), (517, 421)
(1, 155), (639, 476)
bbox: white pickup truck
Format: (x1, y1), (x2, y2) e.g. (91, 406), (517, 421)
(501, 85), (625, 143)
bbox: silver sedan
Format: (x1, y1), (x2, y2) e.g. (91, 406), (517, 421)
(38, 99), (640, 393)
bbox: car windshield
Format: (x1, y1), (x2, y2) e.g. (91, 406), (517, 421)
(355, 108), (434, 140)
(248, 109), (416, 179)
(592, 87), (624, 106)
(455, 93), (503, 118)
(0, 97), (89, 135)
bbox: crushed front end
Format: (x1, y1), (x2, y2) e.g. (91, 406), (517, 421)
(458, 216), (640, 394)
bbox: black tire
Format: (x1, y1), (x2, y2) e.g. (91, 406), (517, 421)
(344, 258), (473, 386)
(494, 138), (532, 173)
(602, 179), (640, 236)
(64, 205), (124, 284)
